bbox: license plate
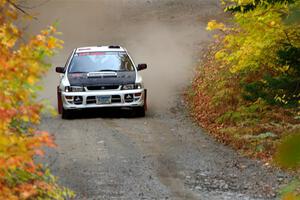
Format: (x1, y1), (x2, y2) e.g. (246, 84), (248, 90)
(96, 96), (111, 104)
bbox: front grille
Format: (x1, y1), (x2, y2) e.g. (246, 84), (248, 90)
(111, 95), (121, 103)
(86, 96), (96, 104)
(86, 85), (119, 91)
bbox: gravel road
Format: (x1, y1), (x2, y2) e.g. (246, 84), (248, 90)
(25, 0), (289, 199)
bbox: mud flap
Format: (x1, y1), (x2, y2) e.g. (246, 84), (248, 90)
(57, 86), (62, 114)
(144, 89), (147, 111)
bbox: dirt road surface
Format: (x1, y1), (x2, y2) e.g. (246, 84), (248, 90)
(25, 0), (288, 199)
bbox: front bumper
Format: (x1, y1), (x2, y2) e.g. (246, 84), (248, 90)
(61, 89), (145, 110)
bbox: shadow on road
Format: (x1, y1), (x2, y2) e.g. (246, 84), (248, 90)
(64, 108), (145, 120)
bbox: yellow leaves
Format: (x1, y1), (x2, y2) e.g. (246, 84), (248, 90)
(270, 21), (276, 26)
(35, 34), (46, 42)
(274, 94), (289, 104)
(215, 50), (227, 60)
(206, 20), (227, 31)
(32, 27), (63, 49)
(5, 6), (18, 20)
(0, 0), (7, 7)
(229, 64), (245, 74)
(237, 0), (254, 4)
(276, 65), (290, 73)
(282, 193), (300, 200)
(17, 91), (28, 102)
(47, 37), (57, 48)
(31, 34), (46, 47)
(0, 1), (70, 199)
(49, 25), (57, 33)
(0, 23), (19, 48)
(27, 75), (37, 85)
(21, 115), (30, 122)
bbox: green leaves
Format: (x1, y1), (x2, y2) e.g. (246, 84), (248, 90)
(284, 6), (300, 24)
(191, 0), (300, 161)
(223, 0), (295, 13)
(275, 131), (300, 169)
(208, 0), (300, 106)
(279, 179), (300, 200)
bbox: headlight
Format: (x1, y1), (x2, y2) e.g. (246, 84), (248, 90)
(122, 83), (142, 90)
(65, 86), (85, 92)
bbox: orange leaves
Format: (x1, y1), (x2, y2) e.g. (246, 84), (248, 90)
(34, 149), (45, 157)
(19, 105), (42, 124)
(0, 108), (15, 120)
(18, 183), (38, 199)
(47, 36), (58, 49)
(5, 156), (26, 169)
(31, 26), (63, 52)
(36, 131), (57, 148)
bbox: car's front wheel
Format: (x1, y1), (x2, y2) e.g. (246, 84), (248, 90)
(134, 106), (145, 117)
(61, 107), (72, 119)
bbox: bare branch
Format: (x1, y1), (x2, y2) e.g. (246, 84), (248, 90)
(7, 0), (37, 20)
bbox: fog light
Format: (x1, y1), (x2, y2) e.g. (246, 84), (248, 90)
(65, 96), (73, 100)
(134, 93), (142, 97)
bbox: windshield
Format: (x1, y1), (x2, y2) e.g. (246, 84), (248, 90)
(68, 51), (135, 73)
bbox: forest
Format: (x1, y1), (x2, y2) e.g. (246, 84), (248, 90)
(189, 0), (300, 198)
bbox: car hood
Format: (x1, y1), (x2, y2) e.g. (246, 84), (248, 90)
(67, 71), (136, 86)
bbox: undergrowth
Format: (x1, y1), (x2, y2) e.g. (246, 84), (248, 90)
(187, 42), (300, 160)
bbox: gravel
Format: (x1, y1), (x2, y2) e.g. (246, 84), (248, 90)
(28, 0), (291, 199)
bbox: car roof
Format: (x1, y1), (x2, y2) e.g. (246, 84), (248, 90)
(75, 46), (126, 53)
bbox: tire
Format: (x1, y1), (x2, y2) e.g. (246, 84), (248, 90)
(61, 107), (72, 119)
(134, 90), (147, 117)
(144, 89), (148, 111)
(57, 86), (63, 114)
(135, 106), (145, 117)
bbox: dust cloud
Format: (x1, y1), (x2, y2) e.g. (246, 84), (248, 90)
(24, 0), (217, 111)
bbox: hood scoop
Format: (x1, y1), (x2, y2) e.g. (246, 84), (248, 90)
(87, 72), (117, 78)
(68, 71), (136, 86)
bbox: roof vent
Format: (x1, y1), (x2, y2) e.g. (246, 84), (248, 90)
(108, 45), (120, 49)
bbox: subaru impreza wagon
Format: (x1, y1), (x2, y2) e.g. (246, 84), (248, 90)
(56, 46), (147, 119)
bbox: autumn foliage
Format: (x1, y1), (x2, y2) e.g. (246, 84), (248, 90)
(0, 0), (73, 199)
(189, 0), (300, 198)
(190, 0), (300, 158)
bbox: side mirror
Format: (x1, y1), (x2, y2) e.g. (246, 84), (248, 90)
(55, 67), (65, 73)
(137, 63), (147, 71)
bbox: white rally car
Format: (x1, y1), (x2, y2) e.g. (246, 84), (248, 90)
(56, 46), (147, 119)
